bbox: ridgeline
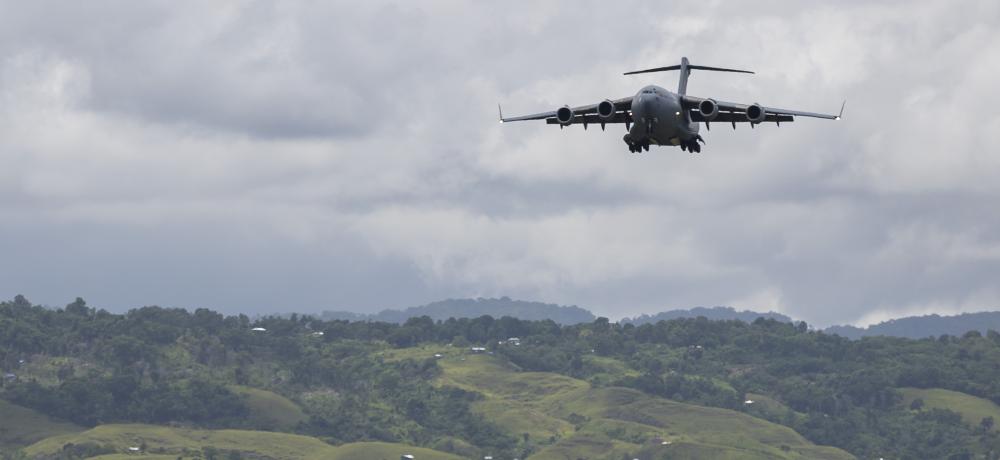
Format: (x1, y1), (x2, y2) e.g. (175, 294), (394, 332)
(318, 297), (1000, 340)
(320, 297), (596, 324)
(825, 311), (1000, 340)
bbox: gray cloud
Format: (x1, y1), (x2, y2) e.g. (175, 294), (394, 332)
(1, 1), (999, 326)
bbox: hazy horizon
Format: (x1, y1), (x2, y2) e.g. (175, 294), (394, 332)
(10, 292), (1000, 329)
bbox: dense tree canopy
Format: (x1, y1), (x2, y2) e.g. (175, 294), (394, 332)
(3, 296), (1000, 459)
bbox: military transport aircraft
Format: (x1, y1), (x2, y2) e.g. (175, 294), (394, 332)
(499, 57), (844, 153)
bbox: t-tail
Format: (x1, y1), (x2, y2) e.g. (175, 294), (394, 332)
(624, 57), (754, 95)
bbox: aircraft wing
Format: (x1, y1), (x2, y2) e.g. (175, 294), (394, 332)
(500, 97), (634, 123)
(681, 95), (844, 123)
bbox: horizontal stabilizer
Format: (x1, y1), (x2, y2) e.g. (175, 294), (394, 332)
(624, 64), (754, 76)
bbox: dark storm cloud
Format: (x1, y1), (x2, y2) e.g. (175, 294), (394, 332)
(1, 1), (999, 326)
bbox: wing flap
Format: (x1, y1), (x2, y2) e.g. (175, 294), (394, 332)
(689, 111), (793, 124)
(545, 112), (634, 125)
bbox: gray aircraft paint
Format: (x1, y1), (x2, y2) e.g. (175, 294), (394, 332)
(500, 56), (843, 153)
(627, 85), (694, 148)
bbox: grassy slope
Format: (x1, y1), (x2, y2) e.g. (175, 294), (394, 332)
(746, 392), (800, 422)
(0, 400), (83, 451)
(900, 387), (1000, 429)
(89, 456), (179, 460)
(25, 424), (463, 460)
(229, 385), (308, 430)
(377, 344), (454, 363)
(435, 354), (854, 460)
(19, 346), (852, 459)
(580, 355), (641, 387)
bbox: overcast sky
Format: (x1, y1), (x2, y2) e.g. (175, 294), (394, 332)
(2, 1), (999, 326)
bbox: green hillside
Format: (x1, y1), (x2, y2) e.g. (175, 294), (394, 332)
(744, 392), (799, 423)
(24, 424), (462, 460)
(229, 385), (308, 430)
(8, 299), (1000, 458)
(21, 354), (850, 460)
(0, 400), (82, 451)
(89, 456), (178, 460)
(901, 387), (1000, 430)
(434, 354), (854, 460)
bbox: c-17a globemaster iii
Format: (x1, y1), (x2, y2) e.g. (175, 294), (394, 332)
(499, 57), (845, 153)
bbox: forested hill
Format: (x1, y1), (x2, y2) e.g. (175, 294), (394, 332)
(622, 306), (792, 325)
(320, 297), (596, 324)
(825, 311), (1000, 339)
(5, 296), (1000, 459)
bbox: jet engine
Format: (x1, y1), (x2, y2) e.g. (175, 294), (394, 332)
(556, 106), (574, 125)
(698, 99), (719, 121)
(745, 103), (766, 123)
(597, 99), (616, 119)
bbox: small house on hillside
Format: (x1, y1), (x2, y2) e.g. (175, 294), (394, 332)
(470, 346), (487, 353)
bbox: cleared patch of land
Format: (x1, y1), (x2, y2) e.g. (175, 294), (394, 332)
(89, 456), (179, 460)
(229, 385), (308, 431)
(0, 400), (83, 451)
(24, 424), (463, 460)
(433, 354), (854, 460)
(745, 392), (799, 421)
(900, 387), (1000, 429)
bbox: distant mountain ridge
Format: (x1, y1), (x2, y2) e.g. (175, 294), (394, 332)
(320, 297), (596, 325)
(823, 311), (1000, 340)
(622, 306), (793, 325)
(319, 299), (794, 326)
(318, 299), (1000, 340)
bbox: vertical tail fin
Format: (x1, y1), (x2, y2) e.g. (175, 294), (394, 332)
(677, 57), (691, 95)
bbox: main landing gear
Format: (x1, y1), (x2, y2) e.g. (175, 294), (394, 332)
(679, 134), (706, 153)
(624, 134), (650, 153)
(623, 134), (705, 153)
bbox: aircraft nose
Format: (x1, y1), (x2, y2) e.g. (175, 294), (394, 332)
(636, 95), (650, 112)
(635, 94), (656, 117)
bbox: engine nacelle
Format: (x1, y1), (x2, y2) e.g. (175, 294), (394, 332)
(698, 99), (719, 121)
(556, 106), (574, 125)
(597, 99), (616, 119)
(745, 103), (766, 123)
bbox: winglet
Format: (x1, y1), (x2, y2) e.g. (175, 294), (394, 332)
(498, 104), (504, 123)
(836, 100), (847, 120)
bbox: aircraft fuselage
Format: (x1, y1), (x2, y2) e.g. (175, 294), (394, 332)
(626, 85), (699, 148)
